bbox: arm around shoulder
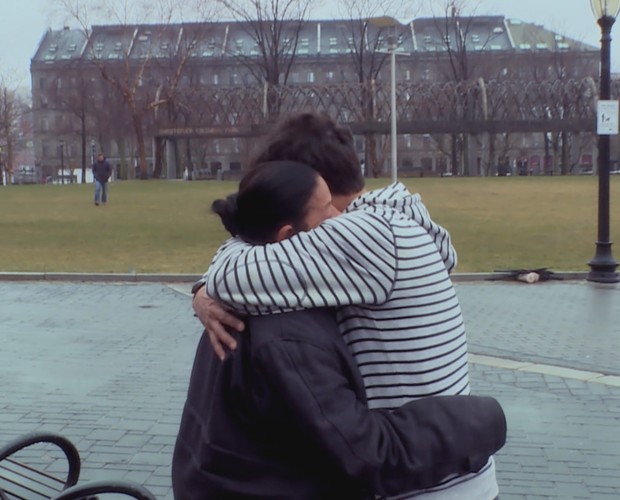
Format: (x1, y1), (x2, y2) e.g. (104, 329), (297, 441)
(252, 313), (506, 496)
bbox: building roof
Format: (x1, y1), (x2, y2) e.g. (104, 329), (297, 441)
(506, 18), (594, 52)
(30, 16), (598, 66)
(32, 27), (88, 64)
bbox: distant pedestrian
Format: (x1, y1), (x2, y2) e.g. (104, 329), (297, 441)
(92, 153), (112, 206)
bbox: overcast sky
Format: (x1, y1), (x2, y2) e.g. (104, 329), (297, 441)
(1, 0), (616, 89)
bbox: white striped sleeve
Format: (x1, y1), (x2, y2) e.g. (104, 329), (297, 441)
(205, 210), (398, 314)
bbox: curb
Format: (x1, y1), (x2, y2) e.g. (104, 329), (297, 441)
(0, 272), (201, 283)
(0, 271), (590, 283)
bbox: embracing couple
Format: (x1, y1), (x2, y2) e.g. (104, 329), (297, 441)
(172, 112), (506, 499)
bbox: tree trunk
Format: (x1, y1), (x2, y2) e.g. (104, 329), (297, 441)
(152, 137), (166, 179)
(365, 133), (381, 178)
(451, 134), (458, 175)
(488, 133), (496, 176)
(133, 113), (148, 179)
(561, 131), (569, 175)
(81, 114), (87, 183)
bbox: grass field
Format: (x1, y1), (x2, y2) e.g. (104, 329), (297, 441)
(1, 176), (618, 274)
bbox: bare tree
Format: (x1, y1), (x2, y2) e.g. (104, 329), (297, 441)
(331, 0), (413, 176)
(425, 0), (506, 176)
(54, 0), (212, 178)
(214, 0), (314, 119)
(518, 25), (597, 175)
(0, 79), (25, 185)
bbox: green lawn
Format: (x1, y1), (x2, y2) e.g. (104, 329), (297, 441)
(1, 176), (618, 274)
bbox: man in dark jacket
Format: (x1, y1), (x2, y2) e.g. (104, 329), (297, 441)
(172, 308), (507, 499)
(92, 153), (112, 206)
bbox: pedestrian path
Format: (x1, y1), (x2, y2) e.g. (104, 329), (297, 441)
(1, 280), (619, 498)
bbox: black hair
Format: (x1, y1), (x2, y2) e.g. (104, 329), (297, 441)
(250, 112), (365, 197)
(211, 161), (320, 244)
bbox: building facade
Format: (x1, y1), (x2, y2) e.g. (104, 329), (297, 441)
(30, 15), (600, 179)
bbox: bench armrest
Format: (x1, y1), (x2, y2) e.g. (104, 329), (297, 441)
(53, 479), (157, 499)
(0, 432), (81, 489)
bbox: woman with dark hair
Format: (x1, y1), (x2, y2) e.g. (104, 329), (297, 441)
(211, 160), (337, 244)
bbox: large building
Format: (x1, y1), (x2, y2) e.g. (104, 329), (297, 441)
(30, 15), (599, 179)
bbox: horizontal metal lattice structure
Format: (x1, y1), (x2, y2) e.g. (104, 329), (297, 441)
(158, 78), (599, 138)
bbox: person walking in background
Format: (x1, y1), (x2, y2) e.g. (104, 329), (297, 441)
(92, 153), (112, 206)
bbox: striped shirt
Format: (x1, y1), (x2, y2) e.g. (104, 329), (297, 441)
(204, 183), (497, 499)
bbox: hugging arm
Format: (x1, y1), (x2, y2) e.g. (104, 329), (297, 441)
(205, 210), (398, 314)
(253, 328), (506, 495)
(192, 291), (244, 359)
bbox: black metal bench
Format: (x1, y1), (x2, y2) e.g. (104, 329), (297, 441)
(0, 432), (156, 499)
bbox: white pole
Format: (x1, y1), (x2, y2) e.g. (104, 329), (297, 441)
(390, 41), (397, 183)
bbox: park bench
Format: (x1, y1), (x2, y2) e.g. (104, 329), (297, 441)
(0, 432), (156, 499)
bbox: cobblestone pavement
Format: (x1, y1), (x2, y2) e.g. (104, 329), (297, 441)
(456, 280), (620, 376)
(1, 280), (619, 499)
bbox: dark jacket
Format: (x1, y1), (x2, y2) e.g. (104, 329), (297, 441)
(92, 158), (112, 183)
(172, 309), (506, 500)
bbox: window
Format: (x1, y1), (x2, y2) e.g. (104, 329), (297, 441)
(298, 38), (309, 54)
(307, 71), (315, 83)
(325, 71), (334, 82)
(212, 74), (219, 85)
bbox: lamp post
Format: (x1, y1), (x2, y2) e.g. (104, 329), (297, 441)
(588, 0), (620, 283)
(367, 16), (402, 183)
(387, 34), (398, 183)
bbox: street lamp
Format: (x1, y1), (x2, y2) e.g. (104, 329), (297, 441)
(387, 34), (398, 183)
(368, 16), (401, 183)
(588, 0), (620, 283)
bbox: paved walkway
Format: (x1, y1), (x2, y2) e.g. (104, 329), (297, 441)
(1, 279), (619, 498)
